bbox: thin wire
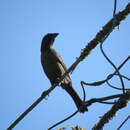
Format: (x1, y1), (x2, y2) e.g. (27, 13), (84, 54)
(100, 0), (125, 94)
(7, 96), (44, 130)
(113, 0), (117, 16)
(106, 56), (130, 81)
(116, 115), (130, 130)
(114, 74), (130, 81)
(81, 81), (87, 102)
(80, 56), (130, 89)
(48, 83), (87, 130)
(48, 111), (78, 130)
(106, 80), (129, 91)
(100, 43), (125, 94)
(106, 74), (130, 91)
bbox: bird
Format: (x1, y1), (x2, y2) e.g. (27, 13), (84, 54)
(40, 33), (87, 113)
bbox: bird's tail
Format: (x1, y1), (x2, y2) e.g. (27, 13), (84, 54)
(61, 83), (87, 113)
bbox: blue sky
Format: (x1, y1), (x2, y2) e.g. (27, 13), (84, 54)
(1, 0), (130, 130)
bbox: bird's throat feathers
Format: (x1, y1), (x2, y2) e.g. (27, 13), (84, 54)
(41, 38), (54, 52)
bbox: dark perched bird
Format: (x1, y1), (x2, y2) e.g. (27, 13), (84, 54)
(41, 33), (87, 113)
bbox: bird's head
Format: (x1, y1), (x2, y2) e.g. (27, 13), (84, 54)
(41, 33), (59, 52)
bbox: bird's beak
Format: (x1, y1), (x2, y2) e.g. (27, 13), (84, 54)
(53, 33), (59, 37)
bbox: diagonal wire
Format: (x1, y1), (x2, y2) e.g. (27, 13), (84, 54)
(116, 115), (130, 130)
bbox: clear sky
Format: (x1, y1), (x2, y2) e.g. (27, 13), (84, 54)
(1, 0), (130, 130)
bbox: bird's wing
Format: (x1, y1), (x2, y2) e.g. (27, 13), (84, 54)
(51, 49), (71, 80)
(52, 49), (68, 71)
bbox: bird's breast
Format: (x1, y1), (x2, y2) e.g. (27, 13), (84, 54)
(41, 50), (64, 84)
